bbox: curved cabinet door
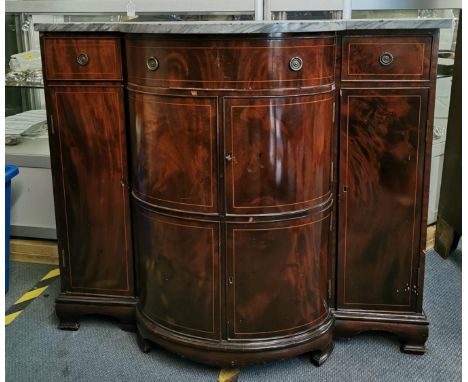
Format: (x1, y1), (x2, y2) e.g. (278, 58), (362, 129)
(227, 213), (331, 340)
(224, 93), (333, 215)
(129, 93), (218, 214)
(48, 86), (133, 295)
(337, 88), (429, 312)
(133, 204), (220, 339)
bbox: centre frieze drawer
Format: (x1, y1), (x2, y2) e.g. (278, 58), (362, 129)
(125, 35), (336, 89)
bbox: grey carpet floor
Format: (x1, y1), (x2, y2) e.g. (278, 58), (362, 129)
(5, 245), (461, 382)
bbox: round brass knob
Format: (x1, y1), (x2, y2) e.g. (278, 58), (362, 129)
(289, 56), (303, 72)
(76, 53), (89, 66)
(146, 56), (159, 71)
(225, 153), (233, 162)
(379, 52), (394, 66)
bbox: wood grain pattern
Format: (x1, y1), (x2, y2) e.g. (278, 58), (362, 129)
(48, 85), (133, 295)
(337, 88), (429, 311)
(227, 213), (331, 339)
(224, 93), (333, 215)
(9, 239), (58, 265)
(129, 92), (218, 214)
(43, 37), (122, 80)
(133, 204), (220, 338)
(342, 35), (432, 81)
(125, 35), (335, 89)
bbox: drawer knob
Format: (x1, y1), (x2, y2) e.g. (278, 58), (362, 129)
(146, 56), (159, 71)
(76, 53), (89, 66)
(289, 56), (303, 72)
(379, 52), (394, 66)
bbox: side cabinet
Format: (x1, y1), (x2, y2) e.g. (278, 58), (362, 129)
(334, 31), (438, 354)
(42, 35), (135, 330)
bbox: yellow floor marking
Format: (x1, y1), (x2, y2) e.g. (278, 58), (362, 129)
(14, 286), (49, 304)
(5, 311), (22, 326)
(218, 368), (240, 382)
(41, 268), (60, 281)
(6, 268), (60, 326)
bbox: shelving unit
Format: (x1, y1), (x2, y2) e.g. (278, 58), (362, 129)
(5, 13), (55, 239)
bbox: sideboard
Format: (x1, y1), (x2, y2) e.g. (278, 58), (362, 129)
(36, 18), (451, 367)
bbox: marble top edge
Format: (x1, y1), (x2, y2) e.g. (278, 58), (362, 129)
(35, 18), (453, 33)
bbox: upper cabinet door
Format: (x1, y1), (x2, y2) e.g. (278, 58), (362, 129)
(337, 88), (429, 312)
(224, 93), (333, 216)
(48, 86), (133, 295)
(128, 93), (218, 214)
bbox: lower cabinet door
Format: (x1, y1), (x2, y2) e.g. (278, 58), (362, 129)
(48, 85), (133, 296)
(337, 88), (429, 312)
(227, 214), (331, 340)
(133, 204), (221, 339)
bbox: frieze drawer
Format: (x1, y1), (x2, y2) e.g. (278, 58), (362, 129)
(342, 35), (432, 81)
(125, 35), (336, 89)
(42, 36), (122, 80)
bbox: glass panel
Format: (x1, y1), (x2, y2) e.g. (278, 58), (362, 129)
(352, 9), (419, 18)
(272, 11), (341, 20)
(64, 13), (254, 22)
(5, 14), (48, 160)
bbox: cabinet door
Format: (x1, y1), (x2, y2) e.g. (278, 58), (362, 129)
(128, 93), (218, 214)
(224, 93), (333, 215)
(48, 86), (133, 296)
(337, 88), (429, 312)
(227, 214), (330, 339)
(133, 205), (220, 339)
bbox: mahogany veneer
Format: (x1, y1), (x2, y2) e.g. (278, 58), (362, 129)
(125, 35), (336, 89)
(40, 29), (439, 366)
(42, 36), (122, 80)
(342, 35), (432, 81)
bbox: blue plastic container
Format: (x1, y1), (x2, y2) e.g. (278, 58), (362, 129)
(5, 165), (19, 293)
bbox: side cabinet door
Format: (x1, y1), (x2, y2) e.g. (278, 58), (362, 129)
(48, 85), (133, 296)
(337, 88), (429, 312)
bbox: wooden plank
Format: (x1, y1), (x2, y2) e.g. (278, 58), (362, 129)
(10, 239), (59, 265)
(426, 224), (436, 250)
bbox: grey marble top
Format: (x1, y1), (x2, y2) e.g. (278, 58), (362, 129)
(35, 18), (453, 34)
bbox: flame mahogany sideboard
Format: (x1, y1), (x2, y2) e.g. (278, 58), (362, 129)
(37, 21), (446, 367)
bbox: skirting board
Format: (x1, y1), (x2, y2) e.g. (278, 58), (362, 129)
(10, 239), (58, 265)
